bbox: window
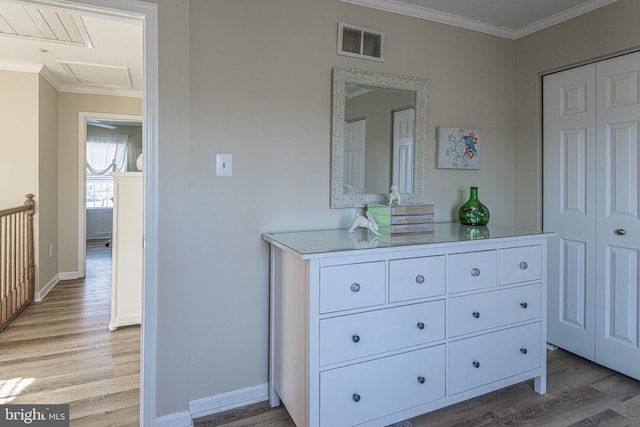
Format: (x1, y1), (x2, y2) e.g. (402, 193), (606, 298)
(337, 22), (384, 62)
(85, 134), (129, 209)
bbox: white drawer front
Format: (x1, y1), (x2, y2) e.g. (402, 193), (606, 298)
(320, 301), (445, 366)
(389, 255), (445, 302)
(448, 322), (541, 395)
(448, 284), (541, 337)
(499, 245), (542, 285)
(320, 262), (386, 314)
(447, 250), (497, 293)
(320, 345), (445, 427)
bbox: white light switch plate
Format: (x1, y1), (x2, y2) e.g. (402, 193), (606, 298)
(216, 153), (232, 177)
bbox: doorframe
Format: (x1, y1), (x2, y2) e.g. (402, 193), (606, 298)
(22, 0), (159, 424)
(78, 112), (143, 279)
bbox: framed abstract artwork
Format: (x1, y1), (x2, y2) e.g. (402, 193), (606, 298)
(436, 127), (481, 169)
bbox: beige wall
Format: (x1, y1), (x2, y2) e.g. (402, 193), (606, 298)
(37, 76), (59, 289)
(514, 0), (640, 228)
(150, 0), (191, 414)
(0, 71), (38, 208)
(180, 0), (515, 407)
(0, 70), (59, 291)
(57, 93), (142, 275)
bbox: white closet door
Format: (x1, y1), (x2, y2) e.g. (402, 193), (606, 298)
(543, 64), (597, 360)
(594, 52), (640, 380)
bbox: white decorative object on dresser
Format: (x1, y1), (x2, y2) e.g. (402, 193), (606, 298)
(264, 224), (553, 427)
(109, 172), (143, 331)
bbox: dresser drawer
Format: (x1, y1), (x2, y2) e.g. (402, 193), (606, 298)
(320, 300), (445, 366)
(447, 250), (497, 293)
(448, 284), (541, 337)
(389, 255), (445, 302)
(320, 345), (445, 427)
(499, 245), (542, 285)
(448, 322), (541, 395)
(320, 262), (386, 314)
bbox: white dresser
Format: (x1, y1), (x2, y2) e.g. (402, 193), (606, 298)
(264, 224), (553, 427)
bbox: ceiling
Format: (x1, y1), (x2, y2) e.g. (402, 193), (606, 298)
(343, 0), (618, 39)
(0, 0), (619, 97)
(0, 0), (142, 97)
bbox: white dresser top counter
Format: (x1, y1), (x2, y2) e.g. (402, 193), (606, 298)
(263, 222), (554, 259)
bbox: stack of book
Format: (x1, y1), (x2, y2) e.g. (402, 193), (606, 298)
(367, 204), (435, 244)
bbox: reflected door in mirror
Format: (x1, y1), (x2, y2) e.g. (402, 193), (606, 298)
(344, 118), (366, 193)
(393, 107), (415, 193)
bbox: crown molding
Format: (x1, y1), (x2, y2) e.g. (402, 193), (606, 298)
(340, 0), (515, 38)
(513, 0), (618, 39)
(0, 60), (43, 73)
(340, 0), (618, 40)
(58, 84), (142, 98)
(0, 61), (141, 98)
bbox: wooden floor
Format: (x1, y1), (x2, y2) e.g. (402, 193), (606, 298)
(195, 348), (640, 427)
(0, 244), (140, 426)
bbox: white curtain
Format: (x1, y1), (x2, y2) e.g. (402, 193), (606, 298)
(86, 134), (130, 175)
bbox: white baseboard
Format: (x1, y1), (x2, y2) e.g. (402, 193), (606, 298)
(35, 274), (60, 301)
(155, 411), (193, 427)
(189, 383), (269, 420)
(59, 271), (81, 280)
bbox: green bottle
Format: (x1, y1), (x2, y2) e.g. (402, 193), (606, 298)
(458, 186), (490, 226)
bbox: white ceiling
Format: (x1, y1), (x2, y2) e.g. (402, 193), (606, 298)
(343, 0), (618, 39)
(0, 0), (619, 97)
(0, 0), (142, 97)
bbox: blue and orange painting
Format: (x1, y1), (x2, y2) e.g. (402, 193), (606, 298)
(437, 127), (481, 169)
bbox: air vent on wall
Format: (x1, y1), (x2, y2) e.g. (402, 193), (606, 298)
(337, 22), (384, 62)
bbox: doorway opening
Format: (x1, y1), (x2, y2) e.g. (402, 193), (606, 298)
(78, 113), (143, 279)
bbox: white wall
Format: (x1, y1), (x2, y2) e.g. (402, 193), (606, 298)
(514, 0), (640, 229)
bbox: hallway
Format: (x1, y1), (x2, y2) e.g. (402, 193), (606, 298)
(0, 243), (140, 425)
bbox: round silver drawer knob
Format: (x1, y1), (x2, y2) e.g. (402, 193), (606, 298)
(615, 229), (626, 236)
(417, 376), (426, 384)
(415, 274), (425, 284)
(520, 302), (528, 309)
(352, 335), (360, 343)
(471, 268), (481, 277)
(519, 261), (528, 270)
(520, 347), (528, 355)
(472, 311), (480, 319)
(350, 282), (361, 293)
(417, 322), (425, 330)
(352, 393), (361, 402)
(473, 360), (480, 368)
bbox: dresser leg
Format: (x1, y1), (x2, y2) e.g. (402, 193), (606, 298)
(534, 375), (546, 395)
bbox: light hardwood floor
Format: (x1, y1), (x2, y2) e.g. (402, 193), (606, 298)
(0, 244), (140, 426)
(195, 348), (640, 427)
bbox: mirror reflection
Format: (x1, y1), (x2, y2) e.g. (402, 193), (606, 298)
(331, 67), (429, 209)
(344, 84), (416, 195)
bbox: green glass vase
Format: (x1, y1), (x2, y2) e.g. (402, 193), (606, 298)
(458, 186), (490, 226)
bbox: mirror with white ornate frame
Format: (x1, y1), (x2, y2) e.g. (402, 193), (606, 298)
(331, 67), (430, 208)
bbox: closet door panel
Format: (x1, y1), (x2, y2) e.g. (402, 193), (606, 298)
(543, 64), (597, 360)
(595, 52), (640, 381)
